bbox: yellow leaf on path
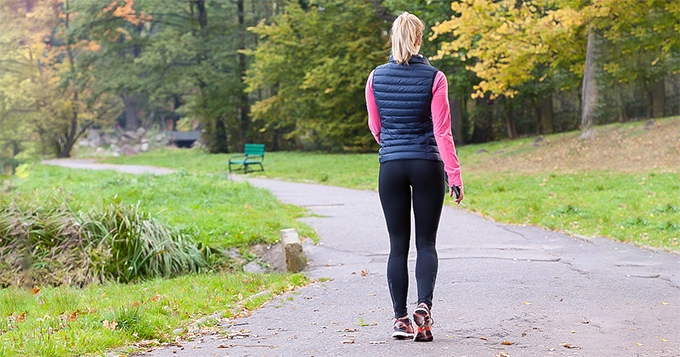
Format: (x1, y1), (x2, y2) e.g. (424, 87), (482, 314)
(660, 338), (669, 342)
(523, 302), (532, 305)
(636, 342), (644, 346)
(560, 343), (580, 349)
(660, 302), (669, 305)
(501, 341), (515, 345)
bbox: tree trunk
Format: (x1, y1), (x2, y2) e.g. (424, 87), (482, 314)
(59, 0), (78, 158)
(617, 88), (628, 122)
(580, 24), (597, 139)
(450, 97), (465, 145)
(143, 111), (155, 129)
(59, 91), (79, 158)
(652, 79), (665, 118)
(123, 93), (140, 130)
(470, 97), (493, 144)
(540, 95), (554, 134)
(238, 0), (250, 148)
(195, 0), (207, 29)
(505, 100), (517, 139)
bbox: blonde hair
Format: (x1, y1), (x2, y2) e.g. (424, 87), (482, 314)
(390, 12), (424, 65)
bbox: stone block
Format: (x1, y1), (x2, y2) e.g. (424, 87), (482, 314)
(280, 228), (307, 273)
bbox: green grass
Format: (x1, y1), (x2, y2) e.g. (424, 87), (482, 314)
(464, 171), (680, 249)
(0, 272), (307, 357)
(102, 148), (381, 190)
(12, 164), (316, 249)
(99, 141), (679, 252)
(0, 162), (318, 356)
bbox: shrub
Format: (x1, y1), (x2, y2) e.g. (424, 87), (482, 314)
(0, 192), (209, 288)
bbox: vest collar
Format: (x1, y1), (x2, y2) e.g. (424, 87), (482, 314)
(389, 54), (429, 65)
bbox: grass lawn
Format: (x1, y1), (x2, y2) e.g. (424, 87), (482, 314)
(12, 165), (316, 248)
(0, 273), (306, 357)
(100, 116), (680, 252)
(1, 165), (315, 356)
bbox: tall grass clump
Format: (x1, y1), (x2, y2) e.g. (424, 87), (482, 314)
(0, 191), (209, 288)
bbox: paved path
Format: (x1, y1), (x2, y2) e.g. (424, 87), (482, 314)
(43, 160), (680, 356)
(42, 158), (175, 175)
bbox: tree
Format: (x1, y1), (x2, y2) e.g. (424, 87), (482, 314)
(432, 0), (680, 140)
(0, 0), (120, 158)
(247, 0), (387, 151)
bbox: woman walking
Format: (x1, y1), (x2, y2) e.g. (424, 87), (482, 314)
(365, 12), (464, 342)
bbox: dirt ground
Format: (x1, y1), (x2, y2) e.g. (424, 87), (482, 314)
(466, 116), (680, 174)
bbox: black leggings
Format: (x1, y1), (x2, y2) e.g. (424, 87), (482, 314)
(379, 159), (445, 318)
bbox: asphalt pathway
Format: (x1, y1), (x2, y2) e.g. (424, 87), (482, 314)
(43, 160), (680, 356)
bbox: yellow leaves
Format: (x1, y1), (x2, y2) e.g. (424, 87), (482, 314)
(102, 1), (117, 13)
(104, 0), (152, 26)
(87, 40), (101, 53)
(434, 0), (594, 99)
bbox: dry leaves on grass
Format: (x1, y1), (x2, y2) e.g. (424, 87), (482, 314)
(467, 118), (680, 174)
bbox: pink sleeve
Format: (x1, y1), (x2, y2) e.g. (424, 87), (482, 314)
(366, 71), (381, 144)
(432, 71), (463, 187)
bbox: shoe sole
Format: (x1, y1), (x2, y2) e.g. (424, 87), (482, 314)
(413, 329), (433, 342)
(392, 331), (414, 339)
(413, 309), (433, 342)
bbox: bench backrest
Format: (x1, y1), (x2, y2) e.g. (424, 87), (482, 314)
(244, 143), (265, 156)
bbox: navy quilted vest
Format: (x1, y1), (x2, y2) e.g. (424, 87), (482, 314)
(373, 55), (441, 163)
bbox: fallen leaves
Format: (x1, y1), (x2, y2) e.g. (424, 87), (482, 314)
(560, 343), (581, 349)
(102, 320), (118, 330)
(501, 341), (515, 345)
(66, 311), (78, 322)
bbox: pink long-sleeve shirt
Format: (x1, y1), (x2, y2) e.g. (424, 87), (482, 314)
(366, 70), (463, 187)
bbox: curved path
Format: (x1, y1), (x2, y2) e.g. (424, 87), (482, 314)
(44, 160), (680, 356)
(42, 158), (175, 175)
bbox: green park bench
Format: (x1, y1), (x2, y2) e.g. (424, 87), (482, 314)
(228, 143), (265, 173)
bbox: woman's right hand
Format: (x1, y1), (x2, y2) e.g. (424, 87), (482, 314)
(451, 185), (464, 205)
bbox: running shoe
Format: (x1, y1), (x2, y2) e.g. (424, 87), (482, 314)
(391, 316), (414, 339)
(413, 303), (433, 342)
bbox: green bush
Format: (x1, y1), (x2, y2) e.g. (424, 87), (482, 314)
(0, 192), (209, 288)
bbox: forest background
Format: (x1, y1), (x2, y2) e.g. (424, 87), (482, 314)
(0, 0), (679, 169)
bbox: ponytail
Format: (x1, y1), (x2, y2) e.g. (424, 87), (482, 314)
(390, 12), (424, 65)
